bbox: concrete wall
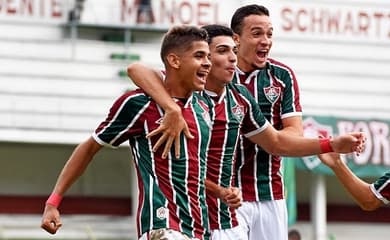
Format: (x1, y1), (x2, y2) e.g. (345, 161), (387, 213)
(0, 36), (161, 144)
(0, 142), (132, 197)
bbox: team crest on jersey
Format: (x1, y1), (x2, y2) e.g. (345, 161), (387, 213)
(232, 104), (245, 122)
(263, 86), (281, 103)
(156, 207), (168, 220)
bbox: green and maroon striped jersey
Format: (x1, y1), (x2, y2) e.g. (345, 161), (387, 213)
(93, 89), (212, 240)
(232, 58), (302, 201)
(371, 171), (390, 204)
(201, 83), (268, 230)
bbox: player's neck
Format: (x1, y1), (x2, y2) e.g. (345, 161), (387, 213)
(165, 77), (193, 99)
(205, 80), (225, 97)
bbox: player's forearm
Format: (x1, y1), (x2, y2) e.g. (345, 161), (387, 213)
(330, 160), (382, 211)
(250, 127), (322, 156)
(252, 127), (362, 156)
(51, 138), (100, 196)
(127, 62), (179, 113)
(205, 179), (224, 199)
(275, 137), (321, 156)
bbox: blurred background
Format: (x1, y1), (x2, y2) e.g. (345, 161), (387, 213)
(0, 0), (390, 239)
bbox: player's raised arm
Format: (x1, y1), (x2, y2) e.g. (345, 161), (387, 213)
(127, 62), (193, 158)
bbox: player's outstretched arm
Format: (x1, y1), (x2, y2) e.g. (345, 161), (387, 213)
(318, 153), (383, 211)
(248, 125), (365, 157)
(41, 137), (102, 234)
(127, 62), (193, 158)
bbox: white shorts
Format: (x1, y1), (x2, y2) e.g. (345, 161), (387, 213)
(211, 225), (247, 240)
(139, 228), (200, 240)
(235, 199), (288, 240)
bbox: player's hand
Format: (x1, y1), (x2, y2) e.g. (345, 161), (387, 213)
(331, 132), (365, 155)
(221, 187), (242, 209)
(147, 107), (193, 159)
(41, 204), (62, 234)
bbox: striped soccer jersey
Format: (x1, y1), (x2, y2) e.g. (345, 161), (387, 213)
(201, 83), (268, 230)
(93, 89), (212, 240)
(371, 171), (390, 204)
(232, 58), (302, 201)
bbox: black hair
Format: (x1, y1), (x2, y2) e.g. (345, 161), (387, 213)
(201, 24), (234, 44)
(230, 4), (270, 35)
(160, 25), (209, 64)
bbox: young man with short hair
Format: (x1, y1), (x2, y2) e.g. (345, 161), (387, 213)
(41, 25), (214, 240)
(230, 5), (303, 240)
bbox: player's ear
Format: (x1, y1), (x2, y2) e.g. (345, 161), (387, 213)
(167, 53), (180, 69)
(233, 33), (240, 47)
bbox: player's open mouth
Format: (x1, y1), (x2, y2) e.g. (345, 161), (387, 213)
(197, 71), (209, 81)
(256, 50), (267, 58)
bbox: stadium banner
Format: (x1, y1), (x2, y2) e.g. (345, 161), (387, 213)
(79, 0), (241, 28)
(290, 116), (390, 178)
(0, 0), (70, 23)
(79, 0), (390, 43)
(2, 0), (390, 43)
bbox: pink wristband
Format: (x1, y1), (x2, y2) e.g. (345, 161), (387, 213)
(46, 193), (63, 208)
(319, 138), (334, 153)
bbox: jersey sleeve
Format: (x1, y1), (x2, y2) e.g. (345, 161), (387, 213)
(369, 171), (390, 204)
(273, 60), (303, 119)
(93, 90), (150, 148)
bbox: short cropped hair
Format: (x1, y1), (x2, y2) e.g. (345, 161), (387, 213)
(201, 24), (234, 44)
(160, 25), (209, 65)
(230, 4), (270, 35)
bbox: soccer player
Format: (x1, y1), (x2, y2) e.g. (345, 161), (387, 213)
(126, 24), (365, 240)
(41, 25), (214, 240)
(319, 152), (389, 211)
(230, 5), (303, 240)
